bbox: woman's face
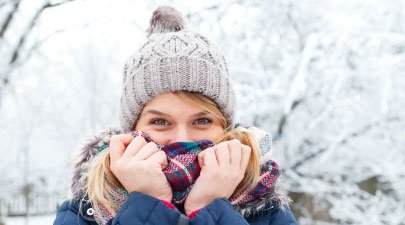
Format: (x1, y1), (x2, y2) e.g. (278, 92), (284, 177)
(135, 92), (225, 145)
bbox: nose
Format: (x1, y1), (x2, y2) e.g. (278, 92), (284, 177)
(171, 126), (192, 143)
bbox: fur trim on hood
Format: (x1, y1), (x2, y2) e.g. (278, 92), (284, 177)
(69, 124), (291, 218)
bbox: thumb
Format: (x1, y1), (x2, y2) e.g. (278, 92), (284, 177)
(198, 150), (206, 168)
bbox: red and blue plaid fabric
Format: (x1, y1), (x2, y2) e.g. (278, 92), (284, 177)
(160, 140), (215, 205)
(229, 160), (280, 206)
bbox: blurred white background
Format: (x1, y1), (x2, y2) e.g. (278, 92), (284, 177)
(1, 0), (404, 224)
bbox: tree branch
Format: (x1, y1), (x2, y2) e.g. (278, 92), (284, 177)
(8, 0), (79, 64)
(286, 2), (304, 51)
(289, 119), (384, 172)
(1, 0), (80, 107)
(43, 0), (76, 9)
(0, 0), (22, 39)
(274, 35), (317, 141)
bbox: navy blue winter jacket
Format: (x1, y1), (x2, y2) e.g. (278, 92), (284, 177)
(53, 192), (298, 225)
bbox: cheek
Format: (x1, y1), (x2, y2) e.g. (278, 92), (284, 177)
(211, 127), (225, 139)
(134, 123), (164, 143)
(194, 125), (224, 141)
(141, 130), (170, 145)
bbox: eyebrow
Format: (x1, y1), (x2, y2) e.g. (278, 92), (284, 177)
(141, 109), (210, 117)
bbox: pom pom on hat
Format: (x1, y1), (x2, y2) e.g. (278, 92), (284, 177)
(147, 6), (185, 37)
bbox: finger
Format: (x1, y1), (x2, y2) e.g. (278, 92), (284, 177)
(122, 136), (148, 158)
(240, 145), (252, 172)
(109, 134), (134, 162)
(199, 147), (218, 169)
(133, 142), (159, 160)
(197, 150), (206, 168)
(229, 139), (242, 168)
(215, 142), (231, 167)
(146, 151), (168, 169)
(197, 147), (214, 168)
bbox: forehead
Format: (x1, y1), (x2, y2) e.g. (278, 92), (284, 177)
(144, 92), (193, 106)
(141, 92), (208, 116)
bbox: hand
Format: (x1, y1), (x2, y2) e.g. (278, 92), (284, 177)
(109, 134), (173, 202)
(184, 139), (251, 215)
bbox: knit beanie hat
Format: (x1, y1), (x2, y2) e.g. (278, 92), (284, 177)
(119, 6), (236, 131)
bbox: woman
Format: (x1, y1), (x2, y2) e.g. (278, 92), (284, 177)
(53, 6), (298, 225)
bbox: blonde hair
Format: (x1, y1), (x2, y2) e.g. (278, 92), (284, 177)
(87, 91), (261, 216)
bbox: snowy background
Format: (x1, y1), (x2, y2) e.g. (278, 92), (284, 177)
(1, 0), (404, 224)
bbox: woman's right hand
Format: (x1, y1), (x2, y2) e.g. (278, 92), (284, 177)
(109, 134), (173, 202)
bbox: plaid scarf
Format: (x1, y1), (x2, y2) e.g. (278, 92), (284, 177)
(93, 131), (280, 225)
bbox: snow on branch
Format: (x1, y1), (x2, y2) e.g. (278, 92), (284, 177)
(288, 118), (385, 174)
(0, 0), (22, 39)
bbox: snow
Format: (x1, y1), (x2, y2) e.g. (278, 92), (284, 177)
(3, 215), (55, 225)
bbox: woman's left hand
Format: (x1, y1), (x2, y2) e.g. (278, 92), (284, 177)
(184, 139), (251, 215)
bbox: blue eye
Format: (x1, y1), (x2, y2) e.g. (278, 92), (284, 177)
(150, 119), (169, 126)
(194, 118), (213, 125)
